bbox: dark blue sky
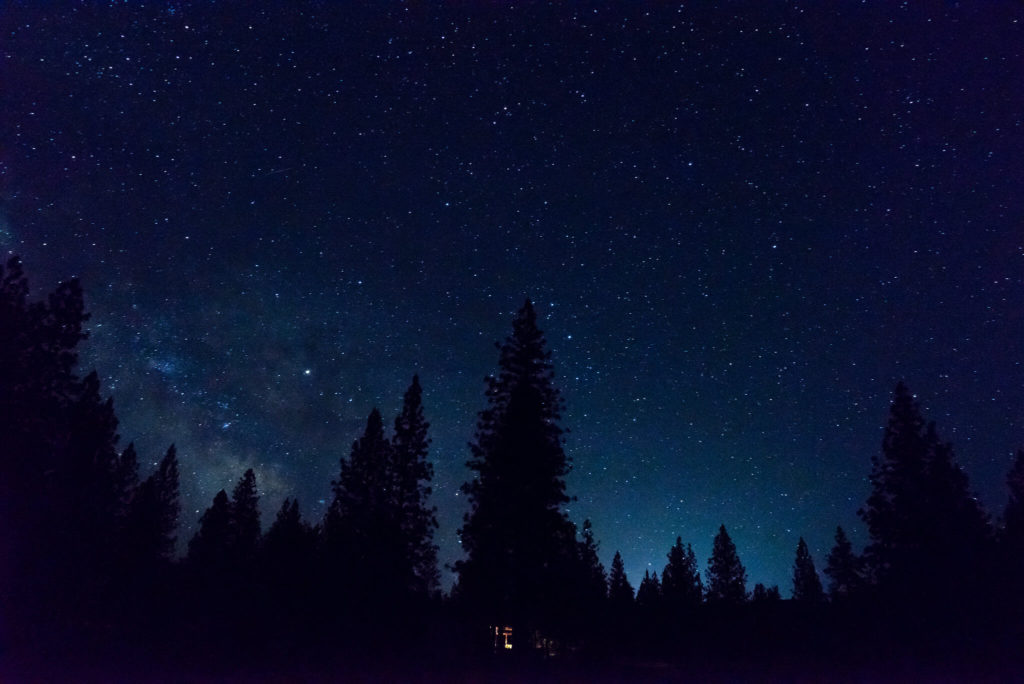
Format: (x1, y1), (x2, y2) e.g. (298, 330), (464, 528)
(2, 2), (1022, 594)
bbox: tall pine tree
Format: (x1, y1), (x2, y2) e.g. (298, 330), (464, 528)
(791, 537), (825, 603)
(391, 375), (439, 596)
(859, 383), (990, 598)
(824, 526), (863, 601)
(662, 537), (702, 610)
(705, 525), (747, 604)
(636, 570), (662, 609)
(455, 299), (577, 634)
(325, 408), (404, 604)
(1004, 449), (1024, 549)
(124, 444), (181, 567)
(608, 551), (635, 610)
(230, 468), (261, 566)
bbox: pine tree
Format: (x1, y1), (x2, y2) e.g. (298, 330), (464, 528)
(706, 525), (747, 604)
(455, 300), (577, 633)
(662, 537), (702, 609)
(608, 551), (634, 609)
(576, 519), (608, 603)
(792, 537), (825, 603)
(1004, 449), (1024, 548)
(636, 570), (662, 608)
(391, 375), (439, 595)
(859, 383), (990, 595)
(265, 497), (316, 560)
(824, 526), (863, 601)
(325, 407), (405, 605)
(263, 497), (319, 623)
(188, 489), (233, 570)
(125, 445), (181, 565)
(999, 450), (1024, 600)
(751, 583), (781, 603)
(230, 468), (261, 565)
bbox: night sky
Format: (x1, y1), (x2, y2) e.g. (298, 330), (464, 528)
(2, 2), (1022, 595)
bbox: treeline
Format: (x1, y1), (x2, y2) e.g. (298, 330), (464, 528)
(3, 255), (1024, 676)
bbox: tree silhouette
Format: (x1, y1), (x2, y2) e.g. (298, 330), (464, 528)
(1004, 449), (1024, 550)
(391, 375), (440, 596)
(706, 525), (747, 604)
(576, 519), (608, 601)
(662, 537), (702, 610)
(751, 583), (781, 603)
(608, 551), (635, 609)
(791, 537), (825, 603)
(824, 526), (863, 601)
(230, 468), (262, 565)
(123, 444), (181, 567)
(263, 497), (319, 630)
(188, 489), (233, 571)
(999, 449), (1024, 611)
(325, 407), (405, 608)
(636, 570), (662, 609)
(455, 299), (577, 636)
(860, 383), (990, 599)
(0, 257), (140, 629)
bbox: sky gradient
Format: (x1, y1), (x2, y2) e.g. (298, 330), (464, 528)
(2, 2), (1022, 594)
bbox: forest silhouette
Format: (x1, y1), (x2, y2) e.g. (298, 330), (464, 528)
(2, 255), (1023, 680)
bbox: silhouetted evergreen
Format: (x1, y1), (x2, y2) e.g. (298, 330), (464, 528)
(636, 570), (661, 609)
(455, 299), (578, 639)
(391, 375), (440, 596)
(706, 525), (747, 604)
(661, 536), (702, 610)
(824, 526), (863, 601)
(324, 407), (406, 614)
(134, 446), (181, 560)
(263, 497), (320, 633)
(751, 583), (781, 603)
(859, 383), (990, 604)
(188, 489), (233, 571)
(230, 468), (262, 565)
(265, 497), (318, 563)
(998, 449), (1024, 618)
(1001, 449), (1024, 554)
(0, 256), (136, 636)
(791, 537), (825, 603)
(576, 519), (608, 603)
(607, 551), (634, 609)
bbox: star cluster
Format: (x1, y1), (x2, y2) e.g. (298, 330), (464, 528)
(1, 2), (1022, 593)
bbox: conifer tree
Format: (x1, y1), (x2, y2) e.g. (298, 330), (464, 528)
(576, 519), (608, 603)
(706, 525), (747, 604)
(751, 583), (781, 602)
(265, 497), (316, 560)
(824, 526), (863, 601)
(1000, 450), (1024, 597)
(662, 537), (702, 609)
(114, 442), (140, 520)
(391, 375), (439, 595)
(125, 445), (181, 565)
(1004, 449), (1024, 548)
(325, 407), (404, 603)
(636, 570), (661, 608)
(860, 383), (990, 594)
(792, 537), (825, 603)
(188, 489), (232, 570)
(608, 551), (634, 609)
(455, 300), (577, 633)
(263, 497), (318, 621)
(230, 468), (261, 565)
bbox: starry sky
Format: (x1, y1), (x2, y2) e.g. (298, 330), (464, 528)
(2, 2), (1022, 595)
